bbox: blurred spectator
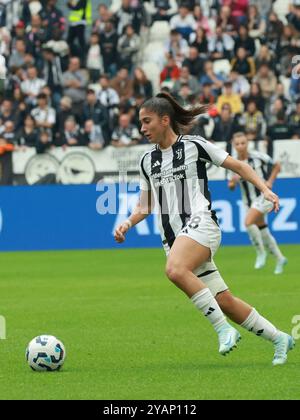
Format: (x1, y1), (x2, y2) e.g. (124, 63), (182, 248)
(62, 56), (88, 116)
(98, 74), (120, 130)
(86, 32), (104, 83)
(289, 98), (300, 138)
(0, 26), (11, 58)
(132, 67), (153, 99)
(189, 27), (208, 56)
(231, 46), (255, 79)
(216, 81), (243, 115)
(0, 98), (20, 129)
(170, 5), (197, 41)
(13, 20), (26, 44)
(247, 4), (266, 39)
(9, 38), (27, 69)
(234, 25), (256, 57)
(152, 0), (174, 23)
(253, 63), (277, 99)
(117, 24), (140, 71)
(0, 136), (14, 185)
(265, 12), (284, 52)
(228, 70), (250, 97)
(22, 0), (43, 26)
(223, 0), (249, 27)
(217, 5), (237, 35)
(16, 114), (39, 147)
(42, 46), (63, 109)
(173, 66), (200, 96)
(111, 113), (140, 147)
(277, 25), (300, 77)
(211, 103), (241, 150)
(199, 82), (216, 105)
(286, 3), (300, 33)
(25, 14), (46, 69)
(249, 0), (273, 19)
(182, 46), (205, 78)
(266, 110), (294, 154)
(44, 27), (69, 71)
(128, 93), (146, 129)
(255, 44), (276, 74)
(193, 4), (215, 36)
(99, 20), (118, 77)
(82, 88), (110, 145)
(290, 64), (300, 98)
(83, 119), (105, 150)
(55, 96), (76, 142)
(200, 60), (224, 95)
(160, 53), (181, 88)
(243, 81), (266, 113)
(270, 82), (291, 112)
(39, 0), (65, 41)
(114, 0), (143, 36)
(165, 29), (189, 64)
(1, 120), (16, 143)
(61, 116), (84, 147)
(31, 92), (56, 131)
(239, 100), (266, 139)
(0, 2), (6, 27)
(21, 64), (46, 107)
(208, 25), (234, 61)
(67, 0), (92, 62)
(267, 97), (287, 126)
(110, 67), (134, 106)
(36, 129), (53, 153)
(92, 3), (112, 34)
(177, 83), (195, 105)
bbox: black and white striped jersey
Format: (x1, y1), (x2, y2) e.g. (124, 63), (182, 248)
(239, 150), (273, 207)
(139, 135), (228, 248)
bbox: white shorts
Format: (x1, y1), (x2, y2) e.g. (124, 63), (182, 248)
(248, 194), (273, 215)
(177, 213), (222, 258)
(163, 214), (228, 297)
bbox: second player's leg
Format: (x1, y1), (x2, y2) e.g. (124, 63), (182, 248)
(245, 208), (267, 269)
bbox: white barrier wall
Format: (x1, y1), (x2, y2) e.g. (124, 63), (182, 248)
(12, 140), (300, 185)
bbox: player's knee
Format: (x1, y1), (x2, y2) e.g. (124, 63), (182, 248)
(165, 262), (187, 285)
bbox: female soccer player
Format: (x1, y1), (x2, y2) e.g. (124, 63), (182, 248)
(229, 132), (287, 274)
(114, 93), (294, 365)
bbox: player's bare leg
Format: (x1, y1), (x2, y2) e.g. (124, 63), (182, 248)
(245, 209), (267, 269)
(258, 223), (287, 275)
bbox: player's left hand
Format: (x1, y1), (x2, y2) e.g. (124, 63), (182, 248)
(263, 189), (280, 213)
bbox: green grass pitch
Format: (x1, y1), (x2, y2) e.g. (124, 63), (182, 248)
(0, 245), (299, 400)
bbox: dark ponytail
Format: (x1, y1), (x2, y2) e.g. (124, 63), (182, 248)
(141, 92), (208, 134)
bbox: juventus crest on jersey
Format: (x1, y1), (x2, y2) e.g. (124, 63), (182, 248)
(238, 150), (273, 207)
(139, 135), (229, 247)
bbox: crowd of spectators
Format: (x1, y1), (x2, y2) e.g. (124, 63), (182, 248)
(0, 0), (299, 161)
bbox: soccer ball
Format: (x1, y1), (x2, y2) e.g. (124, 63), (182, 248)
(25, 335), (66, 372)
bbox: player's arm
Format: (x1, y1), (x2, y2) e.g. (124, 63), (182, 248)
(266, 162), (281, 189)
(114, 190), (152, 243)
(222, 155), (279, 212)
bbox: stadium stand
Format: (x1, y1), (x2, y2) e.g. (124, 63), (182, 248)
(0, 0), (299, 185)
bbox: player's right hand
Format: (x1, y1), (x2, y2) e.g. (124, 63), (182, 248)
(114, 222), (130, 243)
